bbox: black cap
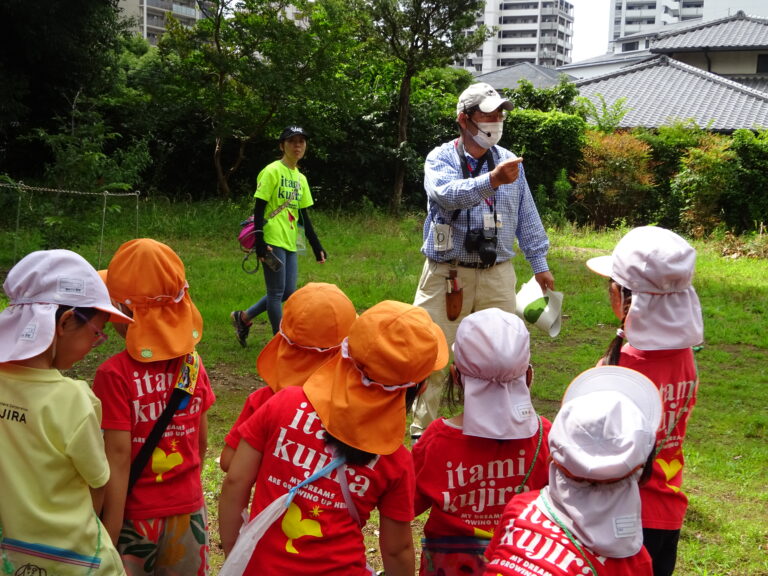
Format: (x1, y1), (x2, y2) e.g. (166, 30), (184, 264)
(279, 126), (309, 141)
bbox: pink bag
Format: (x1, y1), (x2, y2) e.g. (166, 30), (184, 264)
(238, 217), (256, 252)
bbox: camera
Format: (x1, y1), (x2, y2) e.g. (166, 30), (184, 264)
(465, 228), (497, 266)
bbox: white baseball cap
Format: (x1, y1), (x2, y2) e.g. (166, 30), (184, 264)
(586, 226), (704, 350)
(456, 82), (514, 116)
(549, 366), (662, 482)
(453, 308), (538, 440)
(0, 250), (131, 362)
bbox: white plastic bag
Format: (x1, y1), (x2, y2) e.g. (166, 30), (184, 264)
(515, 276), (564, 337)
(218, 495), (289, 576)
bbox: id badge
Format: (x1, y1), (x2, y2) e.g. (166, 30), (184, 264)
(483, 213), (496, 229)
(433, 223), (453, 251)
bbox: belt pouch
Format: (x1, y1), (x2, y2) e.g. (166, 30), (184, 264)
(445, 269), (463, 321)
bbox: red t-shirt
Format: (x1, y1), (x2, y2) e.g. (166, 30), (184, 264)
(617, 345), (698, 530)
(484, 491), (653, 576)
(238, 386), (415, 576)
(224, 386), (274, 450)
(413, 417), (551, 539)
(93, 350), (216, 519)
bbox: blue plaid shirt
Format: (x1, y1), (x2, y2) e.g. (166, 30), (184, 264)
(420, 139), (550, 273)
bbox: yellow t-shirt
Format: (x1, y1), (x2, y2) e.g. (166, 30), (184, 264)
(0, 364), (125, 575)
(255, 160), (314, 251)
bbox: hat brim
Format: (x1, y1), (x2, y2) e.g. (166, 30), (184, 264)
(586, 255), (613, 278)
(125, 295), (202, 362)
(304, 355), (406, 455)
(257, 334), (339, 393)
(563, 366), (662, 433)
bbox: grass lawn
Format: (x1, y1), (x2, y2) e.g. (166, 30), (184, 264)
(2, 198), (767, 575)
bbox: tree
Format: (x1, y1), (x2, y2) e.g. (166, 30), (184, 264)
(368, 0), (491, 211)
(158, 0), (369, 197)
(0, 0), (124, 178)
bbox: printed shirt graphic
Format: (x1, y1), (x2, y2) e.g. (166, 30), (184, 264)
(483, 491), (653, 576)
(413, 417), (551, 539)
(93, 350), (216, 520)
(0, 364), (124, 575)
(238, 387), (415, 576)
(255, 160), (314, 251)
(224, 386), (275, 450)
(617, 345), (698, 530)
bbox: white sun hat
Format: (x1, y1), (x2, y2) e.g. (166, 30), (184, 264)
(587, 226), (703, 350)
(0, 250), (131, 362)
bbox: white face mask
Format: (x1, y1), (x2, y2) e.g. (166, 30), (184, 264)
(471, 121), (504, 148)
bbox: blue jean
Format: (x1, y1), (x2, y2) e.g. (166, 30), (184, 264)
(245, 246), (298, 334)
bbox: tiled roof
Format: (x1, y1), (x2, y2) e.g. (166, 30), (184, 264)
(475, 62), (575, 91)
(652, 11), (768, 51)
(725, 74), (768, 94)
(575, 55), (768, 131)
(559, 50), (653, 70)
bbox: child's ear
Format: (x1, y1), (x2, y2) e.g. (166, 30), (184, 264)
(56, 308), (76, 335)
(525, 364), (533, 389)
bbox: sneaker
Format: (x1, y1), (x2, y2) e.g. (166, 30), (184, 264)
(230, 310), (251, 347)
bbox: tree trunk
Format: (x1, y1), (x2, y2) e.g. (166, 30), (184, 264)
(391, 72), (413, 214)
(214, 136), (231, 197)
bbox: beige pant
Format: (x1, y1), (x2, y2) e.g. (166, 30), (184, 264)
(411, 259), (517, 436)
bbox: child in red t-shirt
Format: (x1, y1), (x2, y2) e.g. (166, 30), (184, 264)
(484, 366), (661, 576)
(586, 226), (704, 576)
(218, 301), (449, 576)
(93, 239), (216, 576)
(219, 282), (356, 472)
(412, 308), (551, 576)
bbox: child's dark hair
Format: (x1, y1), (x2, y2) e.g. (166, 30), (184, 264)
(444, 366), (463, 412)
(604, 280), (633, 366)
(405, 380), (426, 413)
(323, 431), (377, 466)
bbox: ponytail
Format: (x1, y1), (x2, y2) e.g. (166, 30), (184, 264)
(603, 281), (632, 366)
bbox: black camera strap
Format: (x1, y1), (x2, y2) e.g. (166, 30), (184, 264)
(454, 141), (498, 231)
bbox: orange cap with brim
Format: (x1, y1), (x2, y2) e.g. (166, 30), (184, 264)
(106, 238), (202, 362)
(304, 301), (448, 455)
(257, 282), (357, 392)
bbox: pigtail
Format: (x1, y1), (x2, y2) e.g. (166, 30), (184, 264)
(603, 283), (632, 366)
(444, 365), (464, 411)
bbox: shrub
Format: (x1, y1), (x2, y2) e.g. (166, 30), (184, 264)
(571, 130), (654, 228)
(502, 109), (585, 213)
(670, 132), (737, 237)
(634, 120), (707, 228)
(729, 128), (768, 233)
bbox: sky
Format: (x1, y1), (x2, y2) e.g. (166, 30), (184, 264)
(570, 0), (611, 63)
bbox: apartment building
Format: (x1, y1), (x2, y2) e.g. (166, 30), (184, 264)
(609, 0), (767, 42)
(119, 0), (210, 45)
(460, 0), (574, 73)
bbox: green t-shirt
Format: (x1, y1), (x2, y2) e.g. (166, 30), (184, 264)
(255, 159), (314, 251)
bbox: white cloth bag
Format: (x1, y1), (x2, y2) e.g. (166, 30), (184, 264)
(515, 276), (564, 337)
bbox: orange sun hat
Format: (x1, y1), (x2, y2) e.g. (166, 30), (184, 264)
(257, 282), (357, 392)
(304, 300), (448, 455)
(105, 238), (202, 362)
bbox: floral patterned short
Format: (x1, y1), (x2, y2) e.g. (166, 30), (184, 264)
(118, 506), (209, 576)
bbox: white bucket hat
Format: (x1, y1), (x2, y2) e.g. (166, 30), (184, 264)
(0, 250), (131, 362)
(541, 366), (662, 558)
(453, 308), (538, 440)
(586, 226), (704, 350)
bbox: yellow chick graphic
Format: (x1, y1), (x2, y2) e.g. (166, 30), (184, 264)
(281, 502), (323, 554)
(151, 447), (183, 482)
